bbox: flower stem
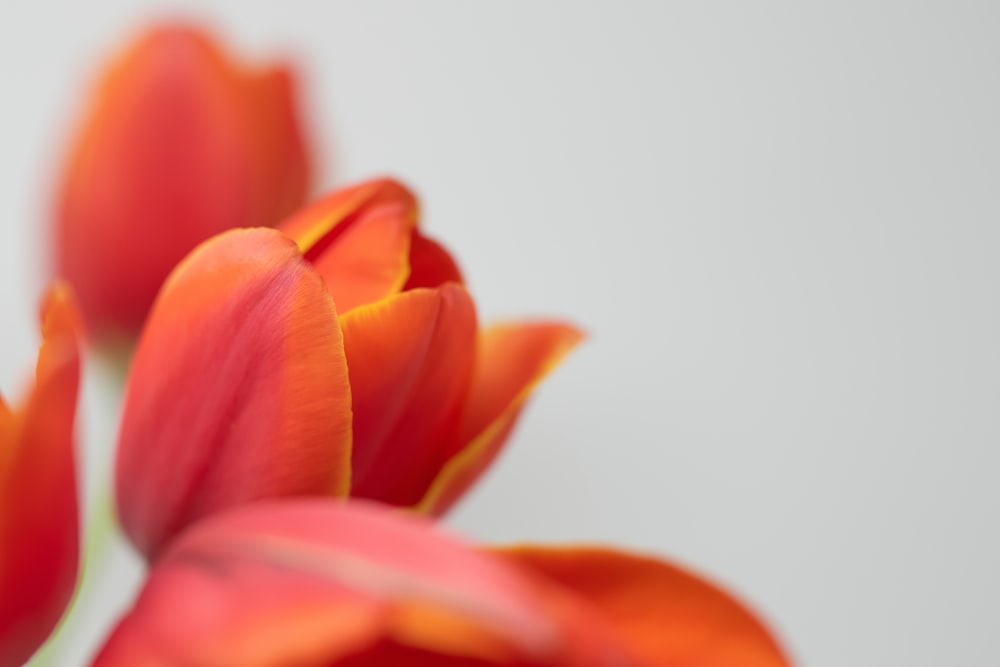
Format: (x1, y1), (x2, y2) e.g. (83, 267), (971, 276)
(29, 484), (118, 666)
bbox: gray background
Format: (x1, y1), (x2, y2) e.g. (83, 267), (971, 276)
(1, 2), (997, 665)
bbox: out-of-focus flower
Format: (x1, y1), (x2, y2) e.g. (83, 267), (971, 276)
(115, 177), (582, 560)
(0, 286), (82, 667)
(92, 500), (791, 667)
(53, 24), (310, 344)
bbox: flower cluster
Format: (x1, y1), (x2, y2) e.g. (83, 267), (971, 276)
(1, 24), (793, 667)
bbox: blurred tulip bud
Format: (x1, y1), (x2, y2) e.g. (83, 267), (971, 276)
(115, 177), (582, 559)
(53, 24), (311, 344)
(92, 500), (792, 667)
(0, 285), (82, 667)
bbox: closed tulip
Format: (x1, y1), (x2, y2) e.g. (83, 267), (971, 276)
(92, 500), (791, 667)
(0, 286), (82, 667)
(54, 24), (310, 343)
(116, 178), (582, 560)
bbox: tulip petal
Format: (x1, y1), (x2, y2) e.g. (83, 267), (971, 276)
(342, 285), (477, 507)
(92, 501), (565, 666)
(115, 228), (352, 560)
(403, 233), (464, 290)
(0, 285), (81, 667)
(0, 397), (12, 445)
(280, 178), (417, 255)
(55, 25), (310, 339)
(495, 547), (793, 667)
(241, 65), (311, 228)
(310, 202), (413, 313)
(418, 322), (583, 516)
(279, 179), (419, 313)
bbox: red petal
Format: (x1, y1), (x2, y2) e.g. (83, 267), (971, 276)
(0, 285), (82, 667)
(342, 285), (477, 506)
(115, 228), (352, 560)
(92, 501), (565, 666)
(403, 233), (464, 290)
(280, 178), (417, 256)
(495, 547), (793, 667)
(419, 322), (583, 515)
(0, 397), (11, 435)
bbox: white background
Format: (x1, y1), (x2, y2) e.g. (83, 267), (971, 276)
(1, 2), (998, 665)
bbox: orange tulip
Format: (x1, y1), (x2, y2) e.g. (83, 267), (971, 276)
(92, 500), (792, 667)
(54, 23), (310, 343)
(115, 178), (582, 560)
(0, 286), (82, 667)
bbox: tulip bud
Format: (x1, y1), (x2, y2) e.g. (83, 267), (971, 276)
(0, 286), (82, 667)
(116, 178), (582, 559)
(53, 24), (310, 344)
(115, 227), (353, 559)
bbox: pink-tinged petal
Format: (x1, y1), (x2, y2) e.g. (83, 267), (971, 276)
(495, 547), (793, 667)
(55, 24), (311, 341)
(418, 322), (583, 516)
(115, 228), (352, 560)
(403, 233), (464, 290)
(342, 285), (477, 506)
(92, 500), (570, 667)
(0, 285), (82, 667)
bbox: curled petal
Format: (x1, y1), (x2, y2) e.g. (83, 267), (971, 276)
(419, 322), (583, 516)
(115, 228), (352, 560)
(495, 547), (793, 667)
(279, 179), (419, 313)
(310, 202), (413, 313)
(342, 285), (476, 506)
(280, 177), (417, 256)
(92, 501), (567, 666)
(0, 285), (82, 667)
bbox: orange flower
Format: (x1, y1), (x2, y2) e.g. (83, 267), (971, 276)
(92, 500), (792, 667)
(0, 286), (82, 667)
(53, 24), (310, 343)
(115, 178), (582, 560)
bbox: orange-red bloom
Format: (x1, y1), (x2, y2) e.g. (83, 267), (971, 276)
(0, 286), (82, 667)
(115, 178), (582, 560)
(92, 500), (791, 667)
(54, 24), (310, 343)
